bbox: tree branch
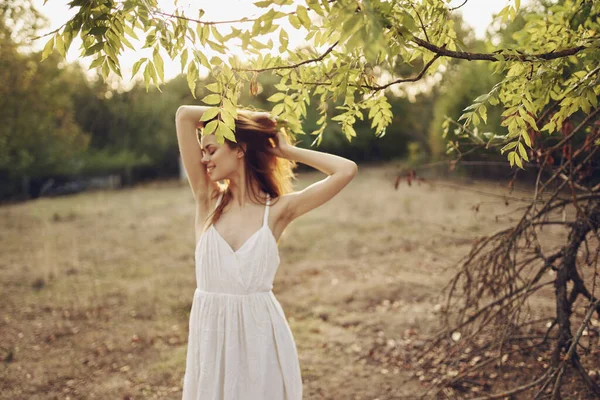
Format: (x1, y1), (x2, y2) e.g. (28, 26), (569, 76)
(407, 34), (590, 62)
(152, 9), (293, 25)
(232, 41), (340, 73)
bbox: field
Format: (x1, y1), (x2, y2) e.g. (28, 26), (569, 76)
(1, 161), (591, 399)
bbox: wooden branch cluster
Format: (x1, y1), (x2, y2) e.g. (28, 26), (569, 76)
(412, 188), (600, 398)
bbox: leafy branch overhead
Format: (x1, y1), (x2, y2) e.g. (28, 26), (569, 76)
(40, 0), (600, 165)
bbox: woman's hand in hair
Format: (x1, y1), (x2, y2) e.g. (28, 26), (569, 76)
(265, 127), (293, 158)
(267, 128), (292, 158)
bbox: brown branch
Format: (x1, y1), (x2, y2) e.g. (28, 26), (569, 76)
(152, 9), (293, 25)
(232, 41), (340, 73)
(409, 4), (430, 43)
(408, 34), (590, 62)
(535, 66), (600, 127)
(531, 119), (600, 214)
(449, 0), (469, 12)
(470, 369), (554, 400)
(534, 299), (600, 398)
(365, 52), (443, 90)
(547, 106), (600, 152)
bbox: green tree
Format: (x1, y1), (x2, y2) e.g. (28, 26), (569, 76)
(36, 0), (599, 167)
(37, 0), (600, 396)
(0, 5), (90, 198)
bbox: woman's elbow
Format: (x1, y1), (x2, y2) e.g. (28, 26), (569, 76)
(346, 162), (358, 178)
(175, 105), (188, 120)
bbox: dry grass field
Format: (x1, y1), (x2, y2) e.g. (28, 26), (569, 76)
(1, 161), (593, 399)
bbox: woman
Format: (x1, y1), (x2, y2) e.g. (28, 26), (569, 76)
(175, 105), (358, 400)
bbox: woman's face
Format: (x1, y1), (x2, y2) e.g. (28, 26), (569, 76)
(200, 134), (242, 181)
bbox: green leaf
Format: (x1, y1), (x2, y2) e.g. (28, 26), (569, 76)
(201, 94), (221, 105)
(463, 103), (480, 112)
(457, 112), (471, 122)
(272, 103), (285, 115)
(518, 142), (529, 162)
(206, 82), (221, 93)
(146, 61), (159, 89)
(83, 41), (104, 57)
(54, 33), (65, 57)
(106, 57), (122, 78)
(211, 25), (224, 43)
(586, 89), (598, 108)
(343, 124), (356, 141)
(89, 26), (109, 35)
(400, 11), (418, 33)
(90, 55), (105, 69)
(267, 92), (286, 102)
(153, 48), (164, 82)
(541, 120), (555, 133)
(180, 49), (188, 74)
(479, 104), (487, 124)
(580, 97), (591, 114)
(296, 5), (311, 29)
(522, 131), (532, 148)
(514, 152), (523, 169)
(62, 29), (74, 54)
(131, 58), (147, 81)
(102, 56), (111, 81)
(340, 14), (363, 44)
(501, 141), (518, 154)
(203, 120), (218, 135)
(307, 0), (324, 16)
(217, 120), (237, 142)
(187, 62), (198, 99)
(196, 51), (211, 69)
(207, 40), (226, 53)
(103, 41), (118, 64)
(473, 93), (490, 103)
(41, 36), (55, 61)
(221, 108), (235, 130)
(279, 28), (289, 50)
(288, 14), (301, 29)
(202, 119), (219, 136)
(508, 150), (515, 167)
(222, 98), (238, 119)
(519, 110), (538, 130)
(200, 107), (220, 122)
(120, 34), (135, 50)
(123, 23), (139, 40)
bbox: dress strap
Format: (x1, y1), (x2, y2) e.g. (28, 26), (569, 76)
(263, 193), (270, 226)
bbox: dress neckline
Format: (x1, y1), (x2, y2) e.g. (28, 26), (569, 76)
(196, 192), (277, 255)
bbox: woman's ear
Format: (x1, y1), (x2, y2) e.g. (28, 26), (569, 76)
(236, 143), (247, 158)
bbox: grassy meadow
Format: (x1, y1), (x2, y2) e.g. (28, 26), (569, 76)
(1, 161), (583, 399)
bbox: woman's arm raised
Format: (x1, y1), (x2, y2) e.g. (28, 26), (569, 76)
(270, 129), (358, 223)
(175, 105), (219, 203)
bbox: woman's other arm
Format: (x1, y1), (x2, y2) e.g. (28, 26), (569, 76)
(278, 140), (358, 223)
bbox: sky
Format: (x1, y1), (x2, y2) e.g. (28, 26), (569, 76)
(30, 0), (530, 91)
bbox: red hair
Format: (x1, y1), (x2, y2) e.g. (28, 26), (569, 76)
(202, 111), (298, 233)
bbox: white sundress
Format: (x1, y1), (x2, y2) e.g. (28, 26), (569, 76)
(182, 192), (303, 400)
